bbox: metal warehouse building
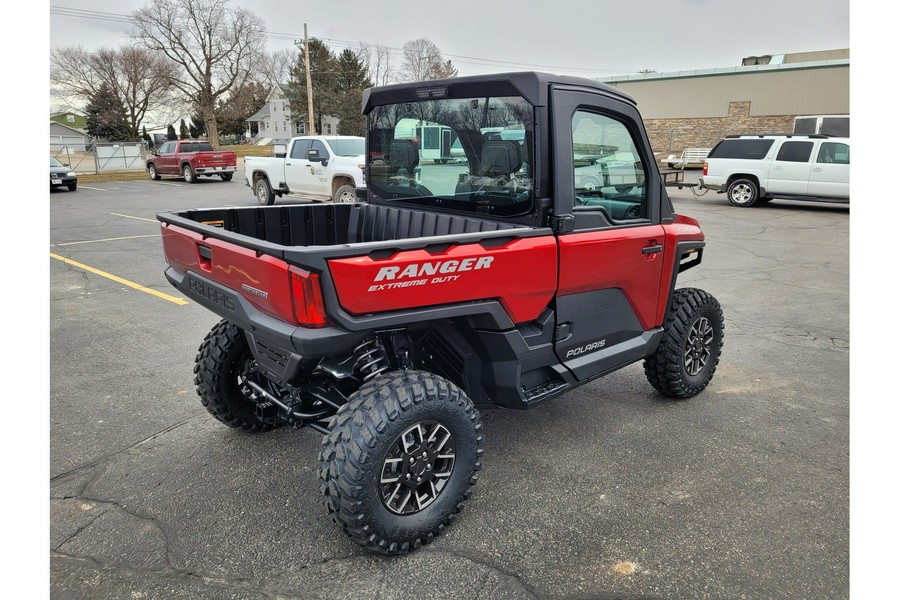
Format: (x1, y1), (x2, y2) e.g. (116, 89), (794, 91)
(600, 49), (849, 160)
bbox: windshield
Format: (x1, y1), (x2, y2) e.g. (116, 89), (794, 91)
(50, 157), (63, 167)
(367, 95), (534, 217)
(330, 138), (365, 157)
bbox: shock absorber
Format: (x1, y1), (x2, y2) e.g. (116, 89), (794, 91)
(354, 337), (390, 382)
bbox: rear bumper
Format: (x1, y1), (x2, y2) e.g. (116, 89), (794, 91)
(165, 267), (366, 383)
(194, 166), (237, 174)
(698, 177), (724, 192)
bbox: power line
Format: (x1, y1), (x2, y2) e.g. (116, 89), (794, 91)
(49, 6), (641, 76)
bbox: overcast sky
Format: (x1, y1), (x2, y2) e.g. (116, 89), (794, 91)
(48, 0), (850, 80)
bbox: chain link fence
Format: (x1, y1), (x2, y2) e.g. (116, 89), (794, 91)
(50, 142), (148, 173)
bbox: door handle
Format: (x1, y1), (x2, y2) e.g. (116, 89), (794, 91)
(642, 244), (663, 255)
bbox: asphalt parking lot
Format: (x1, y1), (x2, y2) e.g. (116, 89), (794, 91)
(49, 169), (849, 599)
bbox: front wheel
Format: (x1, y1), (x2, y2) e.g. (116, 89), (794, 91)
(254, 178), (275, 205)
(148, 163), (160, 181)
(644, 288), (724, 399)
(194, 320), (277, 431)
(67, 182), (77, 191)
(183, 164), (195, 184)
(320, 371), (483, 555)
(727, 178), (758, 207)
(332, 183), (357, 203)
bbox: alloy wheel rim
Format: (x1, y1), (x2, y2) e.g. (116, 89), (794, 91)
(683, 316), (713, 376)
(379, 421), (456, 515)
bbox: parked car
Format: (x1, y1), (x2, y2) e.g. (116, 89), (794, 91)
(244, 135), (365, 204)
(146, 140), (238, 183)
(50, 157), (77, 191)
(700, 134), (849, 207)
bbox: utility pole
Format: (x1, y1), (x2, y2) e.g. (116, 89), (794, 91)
(304, 23), (315, 135)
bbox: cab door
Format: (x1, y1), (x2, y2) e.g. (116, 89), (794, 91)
(293, 139), (332, 199)
(155, 142), (177, 174)
(284, 138), (311, 191)
(808, 141), (850, 198)
(551, 87), (666, 381)
(767, 140), (814, 195)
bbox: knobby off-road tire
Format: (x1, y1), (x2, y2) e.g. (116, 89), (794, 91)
(319, 371), (483, 555)
(644, 288), (724, 399)
(194, 320), (276, 432)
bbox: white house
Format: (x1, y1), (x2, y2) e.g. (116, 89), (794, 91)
(246, 83), (340, 144)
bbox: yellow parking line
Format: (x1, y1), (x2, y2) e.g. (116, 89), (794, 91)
(49, 253), (189, 305)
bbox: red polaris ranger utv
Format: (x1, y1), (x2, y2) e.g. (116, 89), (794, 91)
(157, 72), (724, 554)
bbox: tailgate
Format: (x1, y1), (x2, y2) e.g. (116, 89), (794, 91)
(199, 151), (236, 167)
(161, 222), (296, 323)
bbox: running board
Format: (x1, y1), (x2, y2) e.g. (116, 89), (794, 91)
(523, 380), (569, 405)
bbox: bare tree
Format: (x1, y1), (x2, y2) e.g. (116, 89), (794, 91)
(50, 45), (175, 141)
(130, 0), (266, 148)
(358, 42), (393, 86)
(258, 48), (295, 88)
(398, 38), (446, 82)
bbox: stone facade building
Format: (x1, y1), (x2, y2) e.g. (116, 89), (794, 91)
(600, 49), (849, 161)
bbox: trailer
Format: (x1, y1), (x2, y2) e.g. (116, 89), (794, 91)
(665, 147), (711, 169)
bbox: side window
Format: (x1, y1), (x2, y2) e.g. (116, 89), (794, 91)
(571, 110), (647, 222)
(309, 139), (329, 160)
(290, 139), (311, 159)
(817, 142), (850, 165)
(776, 141), (813, 162)
(160, 143), (174, 154)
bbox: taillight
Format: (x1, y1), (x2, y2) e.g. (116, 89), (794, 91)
(289, 266), (329, 327)
(703, 162), (708, 176)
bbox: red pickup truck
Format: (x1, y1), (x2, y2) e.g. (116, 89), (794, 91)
(146, 140), (237, 183)
(158, 72), (725, 555)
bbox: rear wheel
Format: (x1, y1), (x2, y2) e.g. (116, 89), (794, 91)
(727, 178), (758, 207)
(332, 183), (357, 203)
(255, 178), (276, 205)
(220, 173), (233, 182)
(183, 164), (195, 183)
(194, 320), (277, 431)
(320, 371), (483, 555)
(644, 288), (724, 399)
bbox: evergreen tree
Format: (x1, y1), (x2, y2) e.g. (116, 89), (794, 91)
(179, 118), (190, 139)
(217, 81), (268, 138)
(286, 38), (338, 135)
(333, 49), (372, 136)
(166, 124), (177, 140)
(84, 82), (130, 141)
(188, 111), (206, 138)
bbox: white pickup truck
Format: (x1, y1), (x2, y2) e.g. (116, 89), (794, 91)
(245, 135), (366, 205)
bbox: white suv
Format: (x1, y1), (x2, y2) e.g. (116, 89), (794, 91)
(699, 135), (849, 207)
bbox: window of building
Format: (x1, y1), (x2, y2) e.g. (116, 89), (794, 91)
(66, 114), (75, 123)
(326, 123), (332, 134)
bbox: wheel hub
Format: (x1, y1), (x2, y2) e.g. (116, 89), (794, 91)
(684, 316), (713, 376)
(380, 421), (455, 515)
